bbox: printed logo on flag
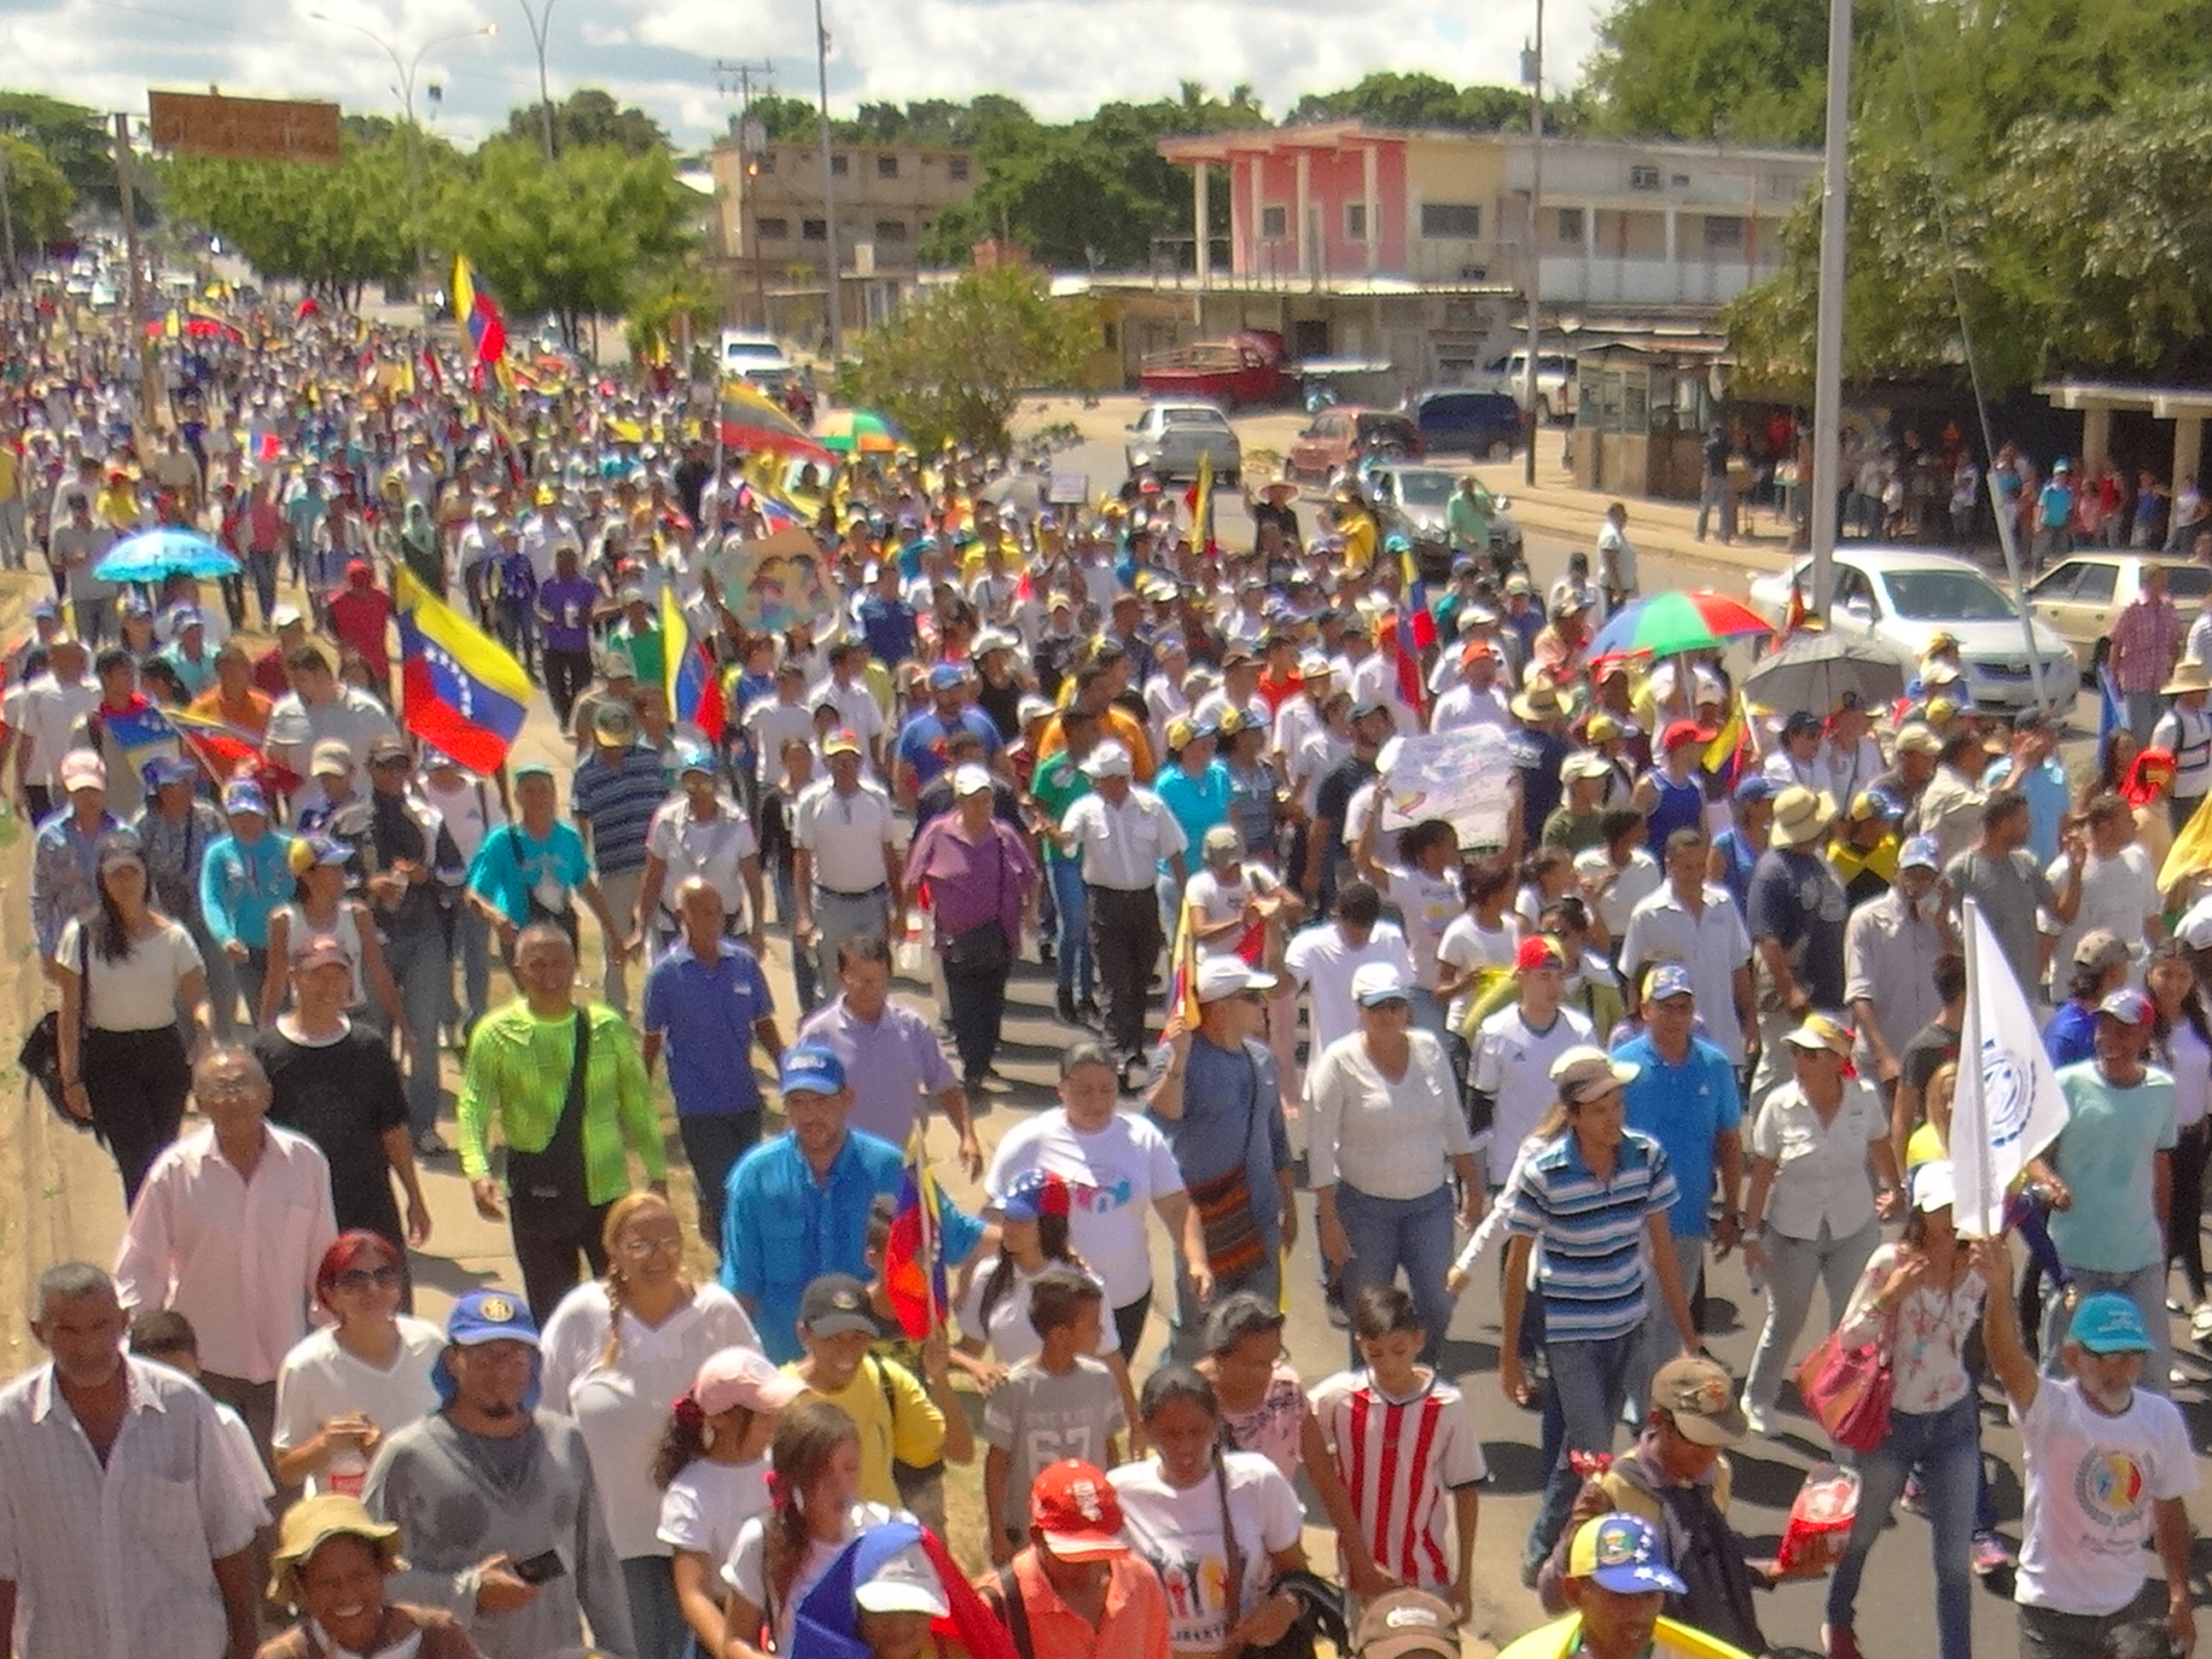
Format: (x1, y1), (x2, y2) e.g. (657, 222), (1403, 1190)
(1976, 1037), (2034, 1149)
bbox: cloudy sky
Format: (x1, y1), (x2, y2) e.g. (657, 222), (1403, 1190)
(3, 0), (1608, 151)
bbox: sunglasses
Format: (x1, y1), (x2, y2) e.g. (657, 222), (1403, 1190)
(331, 1264), (404, 1292)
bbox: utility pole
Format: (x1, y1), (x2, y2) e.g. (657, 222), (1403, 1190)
(812, 0), (841, 363)
(1521, 0), (1544, 489)
(714, 59), (776, 332)
(515, 0), (561, 160)
(114, 112), (161, 428)
(1807, 0), (1850, 617)
(0, 147), (16, 286)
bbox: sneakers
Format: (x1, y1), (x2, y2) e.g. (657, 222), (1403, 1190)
(1970, 1533), (2016, 1576)
(1899, 1474), (1926, 1516)
(1821, 1624), (1865, 1659)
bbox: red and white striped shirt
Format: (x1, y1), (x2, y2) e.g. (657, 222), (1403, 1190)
(1310, 1368), (1488, 1589)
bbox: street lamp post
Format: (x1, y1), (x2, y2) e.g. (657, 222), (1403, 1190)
(309, 15), (498, 294)
(1521, 0), (1544, 489)
(515, 0), (560, 160)
(813, 0), (841, 363)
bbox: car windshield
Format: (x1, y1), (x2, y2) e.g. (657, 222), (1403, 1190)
(1359, 415), (1418, 440)
(1391, 470), (1458, 509)
(1877, 567), (2021, 622)
(2167, 566), (2212, 602)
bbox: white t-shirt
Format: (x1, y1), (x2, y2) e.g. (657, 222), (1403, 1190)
(657, 1455), (773, 1569)
(538, 1282), (764, 1558)
(955, 1256), (1117, 1366)
(2041, 846), (2159, 988)
(1185, 865), (1284, 961)
(56, 916), (203, 1030)
(985, 1110), (1186, 1307)
(723, 1500), (894, 1644)
(1284, 922), (1416, 1062)
(1470, 1003), (1595, 1185)
(1371, 862), (1464, 989)
(1109, 1451), (1306, 1654)
(2013, 1377), (2197, 1615)
(417, 771), (505, 864)
(1574, 845), (1664, 940)
(1438, 912), (1523, 1033)
(271, 1318), (447, 1495)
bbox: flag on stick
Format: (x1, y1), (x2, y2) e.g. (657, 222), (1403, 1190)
(451, 255), (508, 370)
(1953, 896), (2074, 1237)
(882, 1132), (947, 1340)
(662, 585), (726, 744)
(393, 565), (533, 777)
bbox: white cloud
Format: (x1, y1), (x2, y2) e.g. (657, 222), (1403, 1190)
(0, 0), (1606, 151)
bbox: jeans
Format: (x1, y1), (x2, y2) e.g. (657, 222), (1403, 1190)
(770, 864), (818, 1011)
(0, 498), (25, 568)
(247, 550), (280, 622)
(84, 1025), (193, 1208)
(1743, 1215), (1881, 1414)
(451, 908), (492, 1036)
(1335, 1183), (1458, 1366)
(509, 1192), (614, 1325)
(1627, 1231), (1706, 1421)
(382, 928), (451, 1138)
(1829, 1393), (1980, 1659)
(1697, 474), (1735, 541)
(1049, 859), (1093, 1003)
(621, 1554), (686, 1659)
(2126, 690), (2165, 748)
(676, 1110), (760, 1253)
(1527, 1327), (1639, 1573)
(544, 647), (593, 729)
(942, 958), (1011, 1086)
(72, 594), (115, 647)
(811, 884), (891, 1015)
(2043, 1260), (2171, 1395)
(1167, 1226), (1280, 1362)
(2168, 1120), (2210, 1307)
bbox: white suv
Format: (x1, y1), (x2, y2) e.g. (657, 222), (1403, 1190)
(1482, 350), (1578, 423)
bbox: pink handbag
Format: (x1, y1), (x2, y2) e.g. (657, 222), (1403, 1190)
(1795, 1324), (1895, 1453)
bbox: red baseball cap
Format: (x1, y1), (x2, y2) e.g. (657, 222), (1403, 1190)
(1031, 1460), (1129, 1560)
(1516, 935), (1566, 974)
(1661, 719), (1705, 753)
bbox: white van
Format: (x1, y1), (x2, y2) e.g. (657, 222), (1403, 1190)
(1481, 349), (1578, 423)
(720, 329), (793, 378)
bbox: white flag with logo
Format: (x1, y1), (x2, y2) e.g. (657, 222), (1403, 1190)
(1953, 897), (2073, 1237)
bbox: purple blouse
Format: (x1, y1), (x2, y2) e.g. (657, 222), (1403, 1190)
(905, 815), (1037, 952)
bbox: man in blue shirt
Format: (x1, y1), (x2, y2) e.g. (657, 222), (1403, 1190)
(720, 1044), (984, 1361)
(1611, 963), (1743, 1415)
(643, 876), (786, 1251)
(857, 561), (919, 667)
(893, 661), (1003, 806)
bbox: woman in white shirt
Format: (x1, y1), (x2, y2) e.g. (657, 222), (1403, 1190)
(1308, 963), (1482, 1369)
(1739, 1014), (1905, 1434)
(272, 1229), (445, 1495)
(54, 830), (213, 1206)
(1820, 1161), (1987, 1659)
(1353, 813), (1466, 1044)
(722, 1400), (891, 1659)
(1110, 1367), (1308, 1659)
(656, 1348), (800, 1659)
(2148, 940), (2212, 1336)
(540, 1193), (763, 1659)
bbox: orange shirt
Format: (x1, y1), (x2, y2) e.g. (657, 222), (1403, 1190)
(1004, 1547), (1172, 1659)
(1034, 706), (1155, 781)
(188, 683), (275, 743)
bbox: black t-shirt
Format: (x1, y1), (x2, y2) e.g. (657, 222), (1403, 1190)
(1901, 1016), (1963, 1103)
(1314, 753), (1378, 830)
(253, 1024), (407, 1238)
(1251, 499), (1300, 548)
(1508, 725), (1573, 832)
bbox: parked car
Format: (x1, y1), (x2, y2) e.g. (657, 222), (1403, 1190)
(719, 329), (793, 380)
(1407, 387), (1528, 460)
(1287, 407), (1423, 484)
(1363, 462), (1523, 561)
(1138, 329), (1299, 408)
(1749, 547), (2079, 719)
(1481, 350), (1579, 423)
(2028, 553), (2212, 676)
(1124, 401), (1241, 483)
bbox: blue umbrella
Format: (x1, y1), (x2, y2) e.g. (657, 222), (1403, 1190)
(94, 528), (242, 582)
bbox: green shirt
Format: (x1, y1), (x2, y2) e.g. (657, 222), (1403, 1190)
(1029, 754), (1092, 865)
(457, 1001), (665, 1202)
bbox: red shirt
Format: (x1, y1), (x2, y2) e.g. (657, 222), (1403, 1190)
(327, 586), (394, 672)
(1256, 669), (1304, 714)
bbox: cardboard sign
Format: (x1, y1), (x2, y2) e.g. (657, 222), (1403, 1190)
(1047, 470), (1090, 506)
(1379, 725), (1515, 848)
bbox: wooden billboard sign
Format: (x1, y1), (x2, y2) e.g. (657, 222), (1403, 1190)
(148, 91), (343, 165)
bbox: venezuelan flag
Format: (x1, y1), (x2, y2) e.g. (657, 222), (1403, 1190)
(661, 585), (726, 745)
(98, 702), (179, 783)
(451, 255), (508, 371)
(1703, 690), (1752, 789)
(393, 565), (533, 776)
(882, 1132), (947, 1340)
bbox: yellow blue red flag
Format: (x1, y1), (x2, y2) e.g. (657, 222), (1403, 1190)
(393, 565), (533, 775)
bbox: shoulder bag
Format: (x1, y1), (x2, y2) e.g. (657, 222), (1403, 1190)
(940, 827), (1011, 973)
(1183, 1041), (1271, 1284)
(19, 923), (94, 1132)
(1794, 1305), (1895, 1454)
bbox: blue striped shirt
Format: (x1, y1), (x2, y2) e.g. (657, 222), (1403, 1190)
(570, 744), (670, 876)
(1502, 1127), (1676, 1342)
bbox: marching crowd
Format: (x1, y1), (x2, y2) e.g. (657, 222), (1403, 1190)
(0, 294), (2208, 1659)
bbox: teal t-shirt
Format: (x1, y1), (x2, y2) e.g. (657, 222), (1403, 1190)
(467, 820), (593, 927)
(1153, 761), (1231, 871)
(2049, 1060), (2176, 1273)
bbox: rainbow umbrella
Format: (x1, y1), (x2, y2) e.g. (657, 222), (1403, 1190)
(1589, 589), (1773, 661)
(816, 408), (902, 455)
(717, 379), (830, 460)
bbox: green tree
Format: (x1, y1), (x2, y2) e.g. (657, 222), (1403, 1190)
(0, 133), (76, 252)
(624, 256), (721, 364)
(1582, 0), (1845, 144)
(0, 93), (114, 211)
(437, 137), (695, 346)
(504, 88), (668, 156)
(1287, 71), (1534, 132)
(835, 264), (1097, 451)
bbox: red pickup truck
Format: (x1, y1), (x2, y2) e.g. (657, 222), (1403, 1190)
(1137, 329), (1297, 408)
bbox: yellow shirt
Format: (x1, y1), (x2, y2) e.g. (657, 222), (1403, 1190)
(784, 1352), (945, 1508)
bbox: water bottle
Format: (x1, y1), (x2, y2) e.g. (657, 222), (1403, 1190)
(326, 1441), (367, 1498)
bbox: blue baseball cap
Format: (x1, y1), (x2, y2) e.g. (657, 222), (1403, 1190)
(141, 753), (196, 791)
(1898, 835), (1942, 871)
(1566, 1512), (1687, 1595)
(222, 780), (268, 816)
(780, 1044), (847, 1097)
(433, 1288), (542, 1408)
(2069, 1291), (2152, 1354)
(1732, 773), (1778, 806)
(1647, 963), (1696, 1003)
(927, 661), (965, 691)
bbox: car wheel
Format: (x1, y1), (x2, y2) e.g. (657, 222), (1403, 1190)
(1487, 439), (1514, 462)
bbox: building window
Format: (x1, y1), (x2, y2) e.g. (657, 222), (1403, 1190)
(948, 155), (970, 181)
(1671, 172), (1691, 188)
(801, 218), (827, 242)
(874, 218), (908, 242)
(1420, 202), (1481, 238)
(876, 154), (899, 178)
(1557, 207), (1586, 242)
(757, 217), (789, 242)
(830, 154), (848, 176)
(1629, 165), (1662, 191)
(1345, 201), (1367, 241)
(1703, 214), (1744, 248)
(1260, 204), (1289, 240)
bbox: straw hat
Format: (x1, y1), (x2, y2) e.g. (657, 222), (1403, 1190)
(1511, 678), (1568, 723)
(2165, 659), (2211, 697)
(1770, 783), (1837, 848)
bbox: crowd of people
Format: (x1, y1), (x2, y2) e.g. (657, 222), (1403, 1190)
(0, 289), (2207, 1659)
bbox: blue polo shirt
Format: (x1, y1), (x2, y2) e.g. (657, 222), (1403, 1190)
(1153, 761), (1231, 869)
(641, 939), (774, 1118)
(858, 595), (919, 665)
(1612, 1033), (1741, 1237)
(894, 707), (1003, 789)
(720, 1127), (985, 1361)
(1501, 1126), (1677, 1342)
